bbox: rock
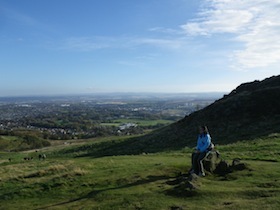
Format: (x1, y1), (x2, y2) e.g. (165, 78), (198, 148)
(187, 173), (199, 182)
(214, 160), (230, 175)
(231, 163), (247, 171)
(230, 159), (248, 171)
(203, 150), (220, 173)
(170, 206), (184, 210)
(185, 180), (197, 190)
(232, 158), (241, 166)
(202, 153), (247, 176)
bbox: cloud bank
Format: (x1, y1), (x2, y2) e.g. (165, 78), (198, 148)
(181, 0), (280, 70)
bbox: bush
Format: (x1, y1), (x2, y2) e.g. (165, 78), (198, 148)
(22, 135), (51, 149)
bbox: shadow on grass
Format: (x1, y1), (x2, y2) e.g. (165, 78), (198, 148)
(60, 126), (195, 158)
(36, 175), (171, 210)
(59, 119), (280, 159)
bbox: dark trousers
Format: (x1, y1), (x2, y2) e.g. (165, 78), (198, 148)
(192, 151), (208, 174)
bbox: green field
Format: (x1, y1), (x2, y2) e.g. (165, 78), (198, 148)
(0, 134), (280, 209)
(0, 136), (20, 151)
(101, 119), (174, 127)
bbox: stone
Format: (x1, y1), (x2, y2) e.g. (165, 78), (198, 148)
(214, 160), (230, 175)
(230, 159), (248, 171)
(203, 150), (220, 173)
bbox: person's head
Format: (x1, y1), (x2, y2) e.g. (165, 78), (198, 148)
(199, 125), (209, 135)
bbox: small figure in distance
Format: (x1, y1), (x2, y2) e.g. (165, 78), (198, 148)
(39, 154), (46, 160)
(189, 125), (214, 177)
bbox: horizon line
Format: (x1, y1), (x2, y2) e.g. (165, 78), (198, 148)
(0, 91), (228, 98)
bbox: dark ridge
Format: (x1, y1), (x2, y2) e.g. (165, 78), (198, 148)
(151, 75), (280, 148)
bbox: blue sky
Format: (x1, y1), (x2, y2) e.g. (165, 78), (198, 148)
(0, 0), (279, 96)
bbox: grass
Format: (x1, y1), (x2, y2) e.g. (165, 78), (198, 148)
(0, 134), (280, 209)
(100, 119), (174, 127)
(0, 135), (20, 151)
(215, 133), (280, 162)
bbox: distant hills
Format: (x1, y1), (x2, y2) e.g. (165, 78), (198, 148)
(0, 92), (225, 103)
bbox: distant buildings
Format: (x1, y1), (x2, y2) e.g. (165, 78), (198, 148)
(118, 123), (137, 131)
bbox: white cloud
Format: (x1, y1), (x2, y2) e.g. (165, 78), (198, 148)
(148, 27), (183, 35)
(182, 9), (254, 35)
(181, 0), (280, 70)
(58, 36), (188, 52)
(134, 38), (186, 50)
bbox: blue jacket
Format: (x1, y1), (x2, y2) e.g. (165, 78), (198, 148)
(196, 134), (211, 152)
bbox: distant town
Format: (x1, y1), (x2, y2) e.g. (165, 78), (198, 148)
(0, 93), (224, 141)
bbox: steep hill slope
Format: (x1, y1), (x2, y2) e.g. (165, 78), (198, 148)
(151, 74), (280, 148)
(69, 75), (280, 157)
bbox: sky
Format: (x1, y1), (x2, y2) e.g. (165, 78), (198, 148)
(0, 0), (280, 96)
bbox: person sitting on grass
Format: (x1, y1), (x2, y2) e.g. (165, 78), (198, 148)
(190, 125), (213, 177)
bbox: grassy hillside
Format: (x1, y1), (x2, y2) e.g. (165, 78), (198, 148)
(1, 134), (280, 209)
(0, 134), (50, 152)
(108, 75), (280, 154)
(1, 76), (280, 209)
